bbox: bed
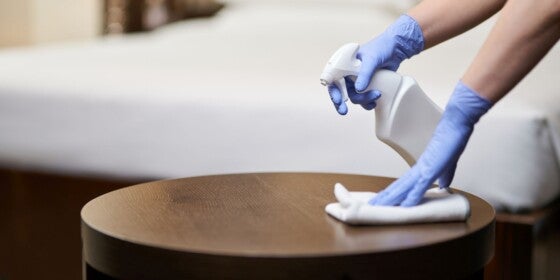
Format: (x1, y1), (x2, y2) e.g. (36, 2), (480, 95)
(0, 0), (559, 278)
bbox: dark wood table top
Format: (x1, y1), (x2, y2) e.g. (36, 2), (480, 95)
(81, 173), (495, 280)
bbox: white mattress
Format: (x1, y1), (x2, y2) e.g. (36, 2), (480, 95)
(0, 1), (558, 211)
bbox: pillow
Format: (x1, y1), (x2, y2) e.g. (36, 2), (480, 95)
(172, 0), (225, 19)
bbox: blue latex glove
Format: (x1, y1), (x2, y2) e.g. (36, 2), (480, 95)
(369, 82), (493, 207)
(328, 77), (382, 115)
(328, 14), (424, 115)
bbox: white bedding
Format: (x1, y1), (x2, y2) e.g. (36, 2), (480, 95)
(0, 1), (558, 211)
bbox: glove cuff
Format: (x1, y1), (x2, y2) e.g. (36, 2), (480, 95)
(387, 14), (425, 58)
(446, 81), (493, 125)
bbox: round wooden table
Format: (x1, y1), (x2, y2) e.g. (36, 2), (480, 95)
(81, 173), (495, 280)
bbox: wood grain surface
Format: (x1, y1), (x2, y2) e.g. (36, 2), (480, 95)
(81, 173), (495, 280)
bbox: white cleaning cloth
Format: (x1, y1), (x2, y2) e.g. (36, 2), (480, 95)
(325, 183), (471, 225)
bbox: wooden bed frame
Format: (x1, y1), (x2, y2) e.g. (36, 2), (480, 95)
(0, 168), (558, 280)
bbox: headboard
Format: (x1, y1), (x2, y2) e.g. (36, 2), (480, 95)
(104, 0), (224, 34)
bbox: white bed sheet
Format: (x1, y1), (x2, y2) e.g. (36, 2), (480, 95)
(0, 1), (558, 211)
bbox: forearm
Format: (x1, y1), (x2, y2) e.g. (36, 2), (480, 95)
(462, 0), (560, 103)
(408, 0), (506, 49)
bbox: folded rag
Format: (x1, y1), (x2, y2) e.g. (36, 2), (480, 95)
(325, 183), (470, 225)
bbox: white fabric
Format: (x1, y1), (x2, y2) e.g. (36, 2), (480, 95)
(0, 2), (558, 211)
(325, 183), (470, 225)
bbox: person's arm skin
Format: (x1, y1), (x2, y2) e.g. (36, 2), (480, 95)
(409, 0), (506, 49)
(369, 0), (560, 207)
(462, 0), (560, 102)
(409, 0), (560, 102)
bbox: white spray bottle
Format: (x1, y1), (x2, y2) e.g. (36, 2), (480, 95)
(320, 43), (442, 166)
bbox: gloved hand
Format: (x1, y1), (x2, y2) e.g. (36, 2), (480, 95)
(328, 14), (424, 115)
(369, 81), (493, 207)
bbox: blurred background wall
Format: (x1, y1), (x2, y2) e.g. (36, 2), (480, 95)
(0, 0), (103, 47)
